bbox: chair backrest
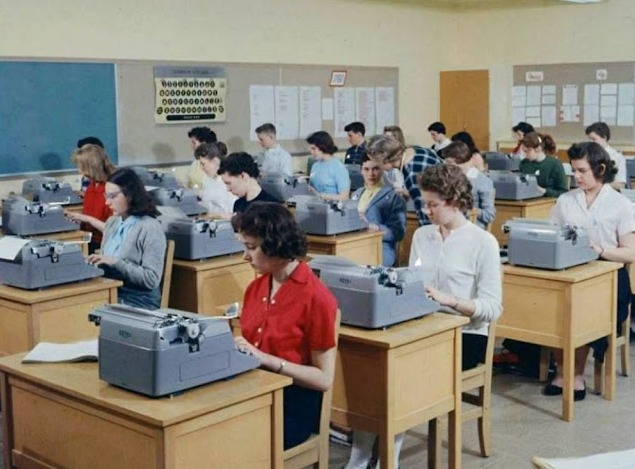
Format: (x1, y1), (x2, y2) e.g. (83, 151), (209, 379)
(160, 240), (175, 309)
(484, 320), (497, 369)
(317, 309), (342, 439)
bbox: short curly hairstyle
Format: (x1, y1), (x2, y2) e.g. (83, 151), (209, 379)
(418, 164), (473, 212)
(366, 134), (406, 165)
(195, 142), (226, 161)
(567, 142), (617, 184)
(231, 202), (307, 260)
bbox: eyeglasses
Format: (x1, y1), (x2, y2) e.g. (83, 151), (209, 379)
(104, 190), (122, 200)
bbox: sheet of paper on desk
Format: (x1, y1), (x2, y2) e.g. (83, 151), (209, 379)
(22, 339), (98, 363)
(0, 236), (30, 261)
(157, 205), (187, 218)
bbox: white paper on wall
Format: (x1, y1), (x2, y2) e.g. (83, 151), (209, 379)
(618, 83), (635, 104)
(249, 85), (275, 141)
(617, 105), (635, 127)
(375, 87), (396, 133)
(583, 105), (600, 126)
(562, 84), (579, 106)
(333, 88), (356, 138)
(512, 107), (526, 125)
(322, 98), (334, 120)
(299, 87), (322, 137)
(584, 84), (600, 106)
(355, 87), (376, 136)
(274, 86), (299, 140)
(600, 83), (618, 95)
(526, 86), (542, 106)
(542, 106), (556, 127)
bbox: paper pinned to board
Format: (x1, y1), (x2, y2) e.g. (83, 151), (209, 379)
(22, 340), (98, 363)
(0, 236), (30, 261)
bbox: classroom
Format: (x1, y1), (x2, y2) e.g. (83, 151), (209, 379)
(0, 0), (634, 468)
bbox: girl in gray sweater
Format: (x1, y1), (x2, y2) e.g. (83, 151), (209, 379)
(87, 167), (166, 309)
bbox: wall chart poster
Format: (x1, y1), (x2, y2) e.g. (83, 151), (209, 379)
(154, 65), (226, 124)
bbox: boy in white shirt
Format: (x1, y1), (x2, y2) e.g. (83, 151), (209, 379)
(427, 121), (451, 154)
(195, 142), (236, 219)
(585, 122), (627, 190)
(255, 123), (293, 177)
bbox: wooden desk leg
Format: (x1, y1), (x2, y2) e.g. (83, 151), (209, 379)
(378, 430), (395, 469)
(272, 388), (284, 469)
(0, 373), (14, 469)
(604, 329), (616, 401)
(427, 419), (441, 469)
(380, 351), (395, 469)
(448, 329), (462, 469)
(562, 344), (575, 422)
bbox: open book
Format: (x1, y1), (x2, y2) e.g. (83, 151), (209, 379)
(22, 339), (98, 363)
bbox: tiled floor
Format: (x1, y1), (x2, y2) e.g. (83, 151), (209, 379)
(0, 345), (632, 469)
(329, 342), (635, 469)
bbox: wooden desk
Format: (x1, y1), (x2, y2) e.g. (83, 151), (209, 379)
(499, 261), (621, 421)
(307, 229), (383, 266)
(0, 277), (122, 357)
(0, 228), (92, 256)
(169, 253), (255, 315)
(64, 203), (84, 213)
(398, 209), (478, 267)
(0, 355), (291, 469)
(332, 313), (469, 469)
(491, 198), (556, 246)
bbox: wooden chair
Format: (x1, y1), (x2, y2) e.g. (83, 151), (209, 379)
(594, 308), (630, 395)
(159, 240), (175, 309)
(283, 310), (341, 469)
(429, 321), (497, 465)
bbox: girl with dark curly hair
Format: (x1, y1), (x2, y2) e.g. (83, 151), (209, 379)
(86, 167), (166, 309)
(345, 164), (502, 469)
(231, 202), (338, 450)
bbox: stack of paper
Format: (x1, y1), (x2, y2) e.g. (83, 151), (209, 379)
(22, 340), (98, 363)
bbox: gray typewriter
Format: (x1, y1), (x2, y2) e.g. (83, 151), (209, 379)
(0, 238), (103, 289)
(162, 218), (243, 260)
(309, 256), (440, 329)
(490, 171), (543, 200)
(22, 177), (83, 205)
(503, 218), (598, 270)
(293, 195), (368, 235)
(132, 166), (181, 189)
(149, 187), (207, 217)
(259, 173), (312, 202)
(88, 304), (259, 397)
(483, 152), (522, 171)
(2, 195), (79, 236)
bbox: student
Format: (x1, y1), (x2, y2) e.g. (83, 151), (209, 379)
(345, 164), (502, 469)
(232, 203), (337, 449)
(218, 152), (278, 214)
(186, 126), (217, 189)
(444, 141), (496, 228)
(343, 121), (367, 165)
(366, 134), (442, 226)
(546, 142), (635, 401)
(427, 121), (451, 154)
(382, 125), (407, 192)
(87, 167), (166, 310)
(307, 131), (351, 201)
(351, 154), (406, 267)
(195, 142), (236, 219)
(77, 136), (105, 192)
(451, 131), (485, 172)
(511, 122), (535, 155)
(255, 123), (293, 177)
(519, 132), (568, 197)
(66, 144), (116, 254)
(585, 122), (627, 190)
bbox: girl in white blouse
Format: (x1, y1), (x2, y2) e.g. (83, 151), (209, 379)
(343, 164), (502, 469)
(546, 142), (635, 401)
(195, 142), (236, 219)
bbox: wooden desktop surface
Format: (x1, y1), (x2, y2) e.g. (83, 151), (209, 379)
(500, 260), (621, 421)
(0, 228), (92, 255)
(0, 354), (291, 469)
(306, 229), (383, 266)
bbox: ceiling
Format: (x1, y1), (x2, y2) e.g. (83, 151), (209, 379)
(381, 0), (603, 10)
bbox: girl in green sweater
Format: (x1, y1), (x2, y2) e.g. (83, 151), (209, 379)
(519, 132), (569, 198)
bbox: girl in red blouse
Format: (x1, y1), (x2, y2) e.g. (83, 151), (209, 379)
(231, 202), (338, 449)
(66, 144), (115, 253)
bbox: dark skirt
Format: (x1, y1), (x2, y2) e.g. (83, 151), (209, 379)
(591, 266), (631, 362)
(283, 384), (322, 450)
(463, 333), (488, 371)
(117, 285), (161, 310)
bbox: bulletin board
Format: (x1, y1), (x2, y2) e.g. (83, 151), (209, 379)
(116, 61), (398, 166)
(0, 61), (118, 176)
(512, 62), (635, 142)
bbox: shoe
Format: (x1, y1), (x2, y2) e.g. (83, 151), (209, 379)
(543, 382), (563, 396)
(574, 382), (586, 401)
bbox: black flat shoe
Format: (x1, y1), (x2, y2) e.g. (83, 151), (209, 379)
(543, 382), (563, 396)
(574, 383), (587, 401)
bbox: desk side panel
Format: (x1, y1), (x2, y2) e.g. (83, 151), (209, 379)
(333, 237), (382, 266)
(11, 385), (160, 469)
(0, 300), (31, 357)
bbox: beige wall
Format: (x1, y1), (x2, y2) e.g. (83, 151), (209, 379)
(443, 0), (635, 148)
(0, 0), (452, 197)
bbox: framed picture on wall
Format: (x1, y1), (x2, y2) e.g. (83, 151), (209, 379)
(330, 70), (347, 87)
